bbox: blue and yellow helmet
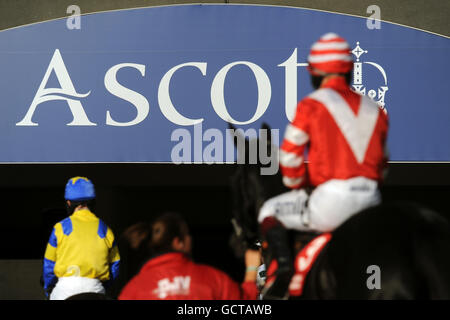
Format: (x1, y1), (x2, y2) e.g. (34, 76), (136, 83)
(64, 177), (96, 201)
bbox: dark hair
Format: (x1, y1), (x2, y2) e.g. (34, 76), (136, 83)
(344, 71), (352, 85)
(66, 199), (96, 215)
(310, 71), (352, 90)
(149, 212), (190, 256)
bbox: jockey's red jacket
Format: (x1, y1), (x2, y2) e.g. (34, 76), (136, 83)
(280, 76), (389, 189)
(118, 252), (258, 300)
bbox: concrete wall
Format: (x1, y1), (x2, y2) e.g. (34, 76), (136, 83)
(0, 0), (448, 36)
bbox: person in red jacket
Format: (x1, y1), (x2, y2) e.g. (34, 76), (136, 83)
(119, 212), (260, 300)
(258, 33), (389, 298)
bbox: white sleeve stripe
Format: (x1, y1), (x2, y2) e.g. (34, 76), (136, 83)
(283, 176), (303, 188)
(279, 150), (304, 168)
(285, 124), (309, 146)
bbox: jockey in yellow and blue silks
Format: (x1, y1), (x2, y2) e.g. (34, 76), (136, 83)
(43, 177), (120, 300)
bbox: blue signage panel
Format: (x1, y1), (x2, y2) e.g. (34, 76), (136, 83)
(0, 4), (448, 162)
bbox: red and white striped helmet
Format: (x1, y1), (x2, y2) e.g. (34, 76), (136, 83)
(307, 33), (353, 75)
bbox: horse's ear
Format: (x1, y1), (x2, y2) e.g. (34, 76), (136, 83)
(229, 122), (247, 149)
(261, 122), (272, 146)
(261, 122), (271, 131)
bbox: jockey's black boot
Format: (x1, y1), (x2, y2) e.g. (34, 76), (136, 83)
(261, 220), (294, 300)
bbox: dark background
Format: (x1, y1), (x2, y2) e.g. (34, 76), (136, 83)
(0, 0), (448, 299)
(0, 164), (449, 276)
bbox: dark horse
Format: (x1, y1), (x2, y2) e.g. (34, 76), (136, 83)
(230, 123), (450, 299)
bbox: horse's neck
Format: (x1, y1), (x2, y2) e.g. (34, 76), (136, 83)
(292, 230), (322, 254)
(261, 171), (286, 200)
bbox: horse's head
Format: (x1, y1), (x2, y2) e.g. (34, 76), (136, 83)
(228, 123), (287, 256)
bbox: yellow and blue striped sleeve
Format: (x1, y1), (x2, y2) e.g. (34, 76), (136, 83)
(106, 227), (120, 281)
(43, 225), (59, 294)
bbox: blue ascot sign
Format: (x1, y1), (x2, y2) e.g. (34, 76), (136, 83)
(0, 5), (448, 162)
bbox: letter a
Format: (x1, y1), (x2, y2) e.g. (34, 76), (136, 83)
(16, 49), (95, 126)
(366, 265), (381, 290)
(171, 128), (192, 164)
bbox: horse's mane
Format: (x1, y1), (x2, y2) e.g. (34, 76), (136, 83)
(229, 123), (288, 254)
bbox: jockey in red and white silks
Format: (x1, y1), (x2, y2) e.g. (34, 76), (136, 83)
(258, 33), (388, 299)
(259, 32), (389, 233)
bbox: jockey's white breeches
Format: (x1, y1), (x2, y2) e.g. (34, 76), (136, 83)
(49, 277), (105, 300)
(258, 177), (381, 232)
